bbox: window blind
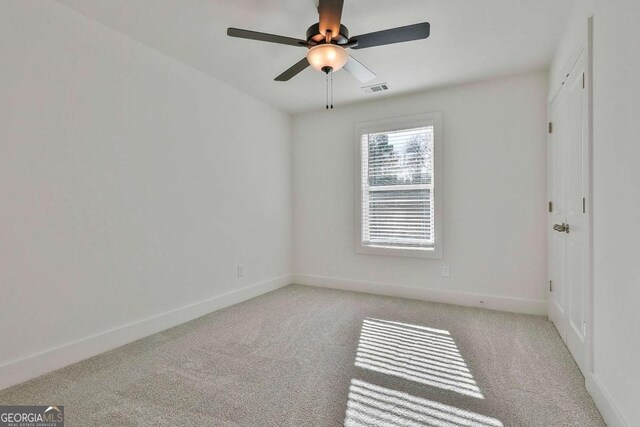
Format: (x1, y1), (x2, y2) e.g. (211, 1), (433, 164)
(361, 126), (435, 249)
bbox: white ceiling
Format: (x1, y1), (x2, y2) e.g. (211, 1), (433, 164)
(55, 0), (575, 113)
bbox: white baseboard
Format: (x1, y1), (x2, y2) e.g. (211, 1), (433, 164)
(586, 373), (630, 427)
(294, 274), (547, 316)
(0, 274), (292, 391)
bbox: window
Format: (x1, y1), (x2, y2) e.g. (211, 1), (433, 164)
(355, 113), (443, 258)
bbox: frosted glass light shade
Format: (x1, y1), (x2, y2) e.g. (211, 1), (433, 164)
(306, 44), (349, 72)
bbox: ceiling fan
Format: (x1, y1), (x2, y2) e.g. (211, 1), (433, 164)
(227, 0), (430, 90)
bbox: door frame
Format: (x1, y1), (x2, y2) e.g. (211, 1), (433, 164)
(547, 17), (594, 376)
(585, 16), (594, 377)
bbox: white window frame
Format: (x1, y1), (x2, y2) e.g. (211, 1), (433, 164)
(354, 112), (443, 259)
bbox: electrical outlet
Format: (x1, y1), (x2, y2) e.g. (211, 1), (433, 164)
(442, 265), (450, 277)
(237, 265), (244, 278)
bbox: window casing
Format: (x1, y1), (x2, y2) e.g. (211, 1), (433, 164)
(355, 113), (443, 258)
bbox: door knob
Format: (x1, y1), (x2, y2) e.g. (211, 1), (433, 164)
(553, 223), (570, 233)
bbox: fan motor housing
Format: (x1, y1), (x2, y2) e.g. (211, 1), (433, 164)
(306, 23), (349, 44)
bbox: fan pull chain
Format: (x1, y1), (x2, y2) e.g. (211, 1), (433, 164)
(322, 67), (334, 110)
(330, 70), (334, 109)
(326, 72), (329, 110)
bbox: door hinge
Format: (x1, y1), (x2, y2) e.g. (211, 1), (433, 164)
(583, 197), (586, 214)
(549, 280), (553, 292)
(548, 201), (553, 213)
(548, 122), (553, 134)
(582, 73), (585, 89)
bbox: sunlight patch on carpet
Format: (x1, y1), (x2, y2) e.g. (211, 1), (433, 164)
(354, 318), (483, 399)
(345, 379), (503, 427)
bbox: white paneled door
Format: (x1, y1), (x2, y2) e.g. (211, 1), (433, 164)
(548, 50), (590, 374)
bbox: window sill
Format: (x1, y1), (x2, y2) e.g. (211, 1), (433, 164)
(356, 244), (443, 259)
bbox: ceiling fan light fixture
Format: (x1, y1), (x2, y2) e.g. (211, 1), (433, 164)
(306, 44), (348, 72)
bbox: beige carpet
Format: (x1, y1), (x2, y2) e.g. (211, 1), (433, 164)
(0, 285), (604, 426)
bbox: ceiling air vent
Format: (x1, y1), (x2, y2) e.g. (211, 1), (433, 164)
(362, 83), (390, 94)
